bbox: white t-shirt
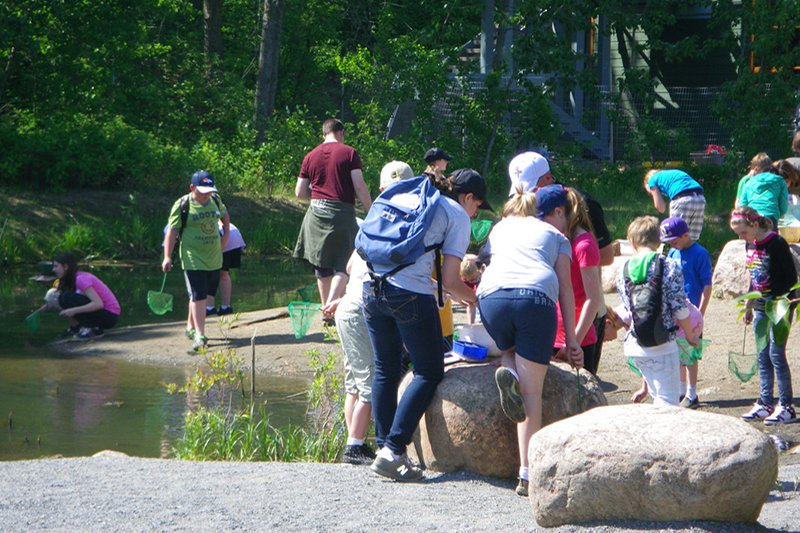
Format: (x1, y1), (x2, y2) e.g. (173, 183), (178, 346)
(372, 195), (471, 296)
(477, 216), (571, 304)
(338, 253), (370, 313)
(220, 221), (246, 252)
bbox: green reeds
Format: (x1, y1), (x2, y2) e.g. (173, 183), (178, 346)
(171, 404), (344, 462)
(166, 347), (347, 462)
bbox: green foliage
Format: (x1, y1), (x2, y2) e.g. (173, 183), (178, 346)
(2, 0), (798, 207)
(733, 282), (800, 353)
(166, 347), (346, 462)
(165, 349), (246, 411)
(714, 0), (800, 157)
(0, 112), (193, 191)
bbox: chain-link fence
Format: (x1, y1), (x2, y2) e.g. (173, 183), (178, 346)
(390, 77), (735, 163)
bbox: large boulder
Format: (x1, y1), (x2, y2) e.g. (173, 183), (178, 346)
(712, 240), (749, 299)
(713, 239), (800, 299)
(403, 361), (607, 478)
(528, 404), (778, 526)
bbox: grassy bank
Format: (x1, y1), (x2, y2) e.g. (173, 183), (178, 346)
(1, 188), (309, 266)
(1, 162), (742, 268)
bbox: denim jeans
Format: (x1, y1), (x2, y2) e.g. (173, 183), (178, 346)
(753, 308), (794, 407)
(363, 281), (444, 456)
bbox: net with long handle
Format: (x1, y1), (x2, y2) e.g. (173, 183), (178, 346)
(147, 273), (173, 315)
(471, 220), (492, 243)
(676, 338), (710, 366)
(728, 326), (758, 383)
(288, 302), (321, 339)
(24, 312), (40, 334)
(297, 284), (319, 303)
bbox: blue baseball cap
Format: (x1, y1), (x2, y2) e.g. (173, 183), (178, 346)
(191, 171), (218, 194)
(536, 185), (567, 219)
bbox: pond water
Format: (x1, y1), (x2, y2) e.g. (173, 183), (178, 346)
(0, 257), (319, 461)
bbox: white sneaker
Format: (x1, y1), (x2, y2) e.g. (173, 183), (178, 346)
(741, 402), (773, 421)
(765, 404), (798, 425)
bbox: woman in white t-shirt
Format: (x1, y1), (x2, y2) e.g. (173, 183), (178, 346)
(477, 185), (582, 497)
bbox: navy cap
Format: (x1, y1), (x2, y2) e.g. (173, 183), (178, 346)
(424, 148), (453, 164)
(451, 168), (492, 211)
(660, 217), (689, 242)
(536, 185), (567, 219)
(190, 171), (218, 193)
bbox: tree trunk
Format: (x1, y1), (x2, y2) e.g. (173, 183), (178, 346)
(204, 0), (224, 62)
(480, 0), (494, 74)
(254, 0), (285, 144)
(492, 0), (515, 75)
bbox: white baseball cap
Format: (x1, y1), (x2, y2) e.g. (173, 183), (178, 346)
(507, 152), (550, 196)
(380, 161), (414, 190)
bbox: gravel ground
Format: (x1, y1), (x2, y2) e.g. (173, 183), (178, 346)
(0, 453), (798, 532)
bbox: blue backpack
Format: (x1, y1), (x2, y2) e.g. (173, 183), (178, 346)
(355, 175), (445, 305)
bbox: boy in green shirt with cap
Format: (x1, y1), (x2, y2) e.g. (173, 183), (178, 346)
(163, 171), (230, 352)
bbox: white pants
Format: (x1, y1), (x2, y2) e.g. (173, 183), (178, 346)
(636, 351), (681, 406)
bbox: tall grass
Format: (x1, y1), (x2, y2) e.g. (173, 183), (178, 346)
(166, 348), (346, 462)
(172, 405), (343, 462)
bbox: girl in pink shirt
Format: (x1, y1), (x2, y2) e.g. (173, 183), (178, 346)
(550, 188), (603, 374)
(52, 252), (120, 340)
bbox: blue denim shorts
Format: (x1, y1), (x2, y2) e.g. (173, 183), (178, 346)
(478, 288), (557, 364)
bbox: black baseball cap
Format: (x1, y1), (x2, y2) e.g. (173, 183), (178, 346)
(190, 171), (218, 193)
(424, 148), (453, 164)
(451, 169), (493, 211)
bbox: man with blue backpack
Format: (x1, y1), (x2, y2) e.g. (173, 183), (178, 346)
(356, 168), (492, 481)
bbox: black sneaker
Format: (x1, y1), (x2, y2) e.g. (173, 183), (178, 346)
(341, 443), (376, 465)
(218, 306), (234, 316)
(75, 327), (104, 341)
(370, 453), (423, 482)
(57, 326), (80, 339)
(206, 308), (219, 317)
(515, 478), (529, 497)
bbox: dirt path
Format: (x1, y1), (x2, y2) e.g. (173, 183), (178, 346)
(50, 294), (800, 465)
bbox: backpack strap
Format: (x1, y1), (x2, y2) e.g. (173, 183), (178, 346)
(365, 242), (445, 308)
(652, 253), (665, 287)
(179, 194), (191, 238)
(179, 193), (222, 238)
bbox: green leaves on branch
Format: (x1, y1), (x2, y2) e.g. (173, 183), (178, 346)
(733, 285), (800, 353)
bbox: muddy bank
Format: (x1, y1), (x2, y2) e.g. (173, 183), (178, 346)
(49, 307), (337, 375)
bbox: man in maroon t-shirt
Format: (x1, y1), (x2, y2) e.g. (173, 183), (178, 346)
(293, 119), (372, 310)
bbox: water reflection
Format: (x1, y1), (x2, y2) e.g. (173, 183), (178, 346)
(0, 257), (318, 460)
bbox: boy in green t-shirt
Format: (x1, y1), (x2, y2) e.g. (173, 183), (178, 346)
(163, 171), (229, 352)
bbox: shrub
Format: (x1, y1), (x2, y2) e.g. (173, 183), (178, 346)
(0, 111), (194, 192)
